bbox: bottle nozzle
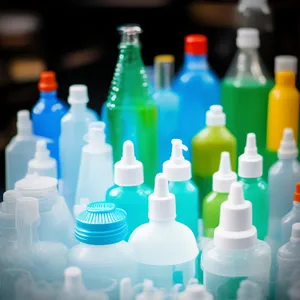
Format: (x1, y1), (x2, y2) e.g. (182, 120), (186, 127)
(228, 182), (244, 205)
(122, 140), (136, 165)
(278, 128), (298, 159)
(35, 139), (50, 162)
(206, 105), (226, 126)
(154, 173), (169, 198)
(245, 133), (257, 155)
(64, 267), (85, 294)
(171, 139), (188, 162)
(219, 152), (232, 174)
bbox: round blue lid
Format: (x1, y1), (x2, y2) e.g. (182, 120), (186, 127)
(75, 202), (128, 245)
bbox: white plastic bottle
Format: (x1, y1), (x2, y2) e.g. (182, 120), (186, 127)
(129, 173), (199, 289)
(75, 122), (113, 208)
(27, 139), (57, 178)
(202, 182), (271, 300)
(276, 223), (300, 300)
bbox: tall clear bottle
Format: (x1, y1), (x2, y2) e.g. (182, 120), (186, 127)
(106, 24), (158, 187)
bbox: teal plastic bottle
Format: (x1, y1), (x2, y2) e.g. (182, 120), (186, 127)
(238, 133), (268, 240)
(106, 140), (152, 238)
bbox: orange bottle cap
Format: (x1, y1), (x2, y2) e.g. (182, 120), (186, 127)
(184, 34), (207, 55)
(294, 182), (300, 202)
(38, 71), (58, 92)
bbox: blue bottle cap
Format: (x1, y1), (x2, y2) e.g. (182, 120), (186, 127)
(75, 202), (128, 245)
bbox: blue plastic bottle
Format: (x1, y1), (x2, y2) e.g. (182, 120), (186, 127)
(153, 55), (180, 166)
(173, 34), (220, 159)
(60, 85), (97, 210)
(106, 140), (152, 238)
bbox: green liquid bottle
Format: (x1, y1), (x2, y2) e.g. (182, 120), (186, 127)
(238, 133), (269, 240)
(106, 24), (158, 187)
(221, 28), (274, 158)
(203, 152), (237, 238)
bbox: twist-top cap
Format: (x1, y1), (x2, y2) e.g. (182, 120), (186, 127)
(63, 267), (85, 294)
(17, 110), (32, 136)
(213, 152), (237, 193)
(185, 34), (207, 55)
(238, 133), (263, 178)
(38, 71), (58, 92)
(237, 280), (262, 300)
(68, 84), (89, 104)
(206, 105), (226, 126)
(163, 139), (191, 181)
(179, 284), (213, 300)
(214, 182), (257, 249)
(148, 173), (176, 222)
(290, 223), (300, 243)
(236, 28), (260, 49)
(275, 55), (298, 74)
(294, 183), (300, 203)
(114, 141), (144, 186)
(75, 202), (128, 245)
(278, 128), (298, 159)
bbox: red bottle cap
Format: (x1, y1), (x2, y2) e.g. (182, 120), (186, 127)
(38, 71), (58, 92)
(184, 34), (207, 55)
(294, 182), (300, 202)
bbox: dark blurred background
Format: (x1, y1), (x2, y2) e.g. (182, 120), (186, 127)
(0, 0), (299, 189)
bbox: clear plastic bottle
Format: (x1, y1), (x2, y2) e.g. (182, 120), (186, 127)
(75, 122), (113, 209)
(129, 173), (199, 289)
(60, 84), (97, 210)
(202, 182), (271, 300)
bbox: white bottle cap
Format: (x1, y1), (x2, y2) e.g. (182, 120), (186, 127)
(236, 28), (260, 49)
(237, 280), (262, 300)
(68, 84), (89, 104)
(114, 140), (144, 186)
(64, 267), (86, 294)
(213, 152), (237, 193)
(34, 139), (51, 162)
(278, 128), (298, 159)
(238, 133), (263, 178)
(136, 280), (164, 300)
(237, 0), (270, 14)
(148, 173), (176, 222)
(275, 55), (298, 74)
(290, 223), (300, 243)
(206, 105), (226, 126)
(179, 284), (213, 300)
(17, 110), (32, 136)
(163, 139), (191, 181)
(214, 182), (257, 250)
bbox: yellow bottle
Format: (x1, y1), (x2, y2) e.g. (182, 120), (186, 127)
(267, 71), (299, 151)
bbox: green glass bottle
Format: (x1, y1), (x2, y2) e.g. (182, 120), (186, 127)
(106, 24), (158, 187)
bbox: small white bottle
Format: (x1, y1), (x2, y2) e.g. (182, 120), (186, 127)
(129, 173), (199, 289)
(202, 182), (271, 300)
(276, 223), (300, 300)
(28, 139), (57, 178)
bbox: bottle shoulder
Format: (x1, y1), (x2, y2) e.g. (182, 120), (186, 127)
(278, 242), (300, 261)
(33, 97), (67, 115)
(269, 86), (299, 101)
(106, 185), (152, 199)
(203, 191), (228, 205)
(239, 177), (268, 192)
(168, 180), (198, 193)
(269, 159), (300, 177)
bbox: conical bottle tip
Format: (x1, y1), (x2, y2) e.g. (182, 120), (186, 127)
(36, 139), (47, 151)
(122, 140), (136, 164)
(246, 133), (256, 149)
(154, 173), (169, 198)
(228, 182), (244, 205)
(282, 128), (294, 141)
(219, 152), (231, 173)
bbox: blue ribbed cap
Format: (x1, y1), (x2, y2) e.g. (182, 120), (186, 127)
(75, 202), (128, 245)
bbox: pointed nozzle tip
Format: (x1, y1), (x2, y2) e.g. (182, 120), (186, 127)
(246, 133), (257, 148)
(122, 140), (136, 164)
(154, 173), (169, 198)
(219, 152), (232, 173)
(282, 128), (294, 141)
(228, 182), (244, 205)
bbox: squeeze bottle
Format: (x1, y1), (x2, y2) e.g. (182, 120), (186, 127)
(60, 84), (96, 210)
(5, 110), (43, 190)
(27, 139), (57, 178)
(221, 28), (274, 157)
(163, 139), (198, 238)
(203, 151), (237, 238)
(106, 24), (158, 187)
(173, 34), (220, 158)
(192, 105), (237, 217)
(202, 182), (271, 300)
(238, 133), (268, 240)
(276, 223), (300, 300)
(106, 140), (151, 238)
(153, 55), (179, 166)
(128, 173), (199, 289)
(75, 122), (113, 207)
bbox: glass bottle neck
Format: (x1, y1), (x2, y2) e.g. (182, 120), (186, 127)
(183, 53), (208, 70)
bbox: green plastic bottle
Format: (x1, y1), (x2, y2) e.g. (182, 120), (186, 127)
(221, 28), (274, 157)
(106, 24), (158, 187)
(238, 133), (269, 240)
(192, 105), (237, 226)
(203, 151), (237, 238)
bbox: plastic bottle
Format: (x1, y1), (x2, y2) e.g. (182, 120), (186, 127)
(106, 141), (152, 237)
(5, 110), (42, 190)
(60, 84), (97, 210)
(129, 173), (199, 289)
(276, 223), (300, 299)
(203, 152), (237, 238)
(68, 202), (136, 293)
(178, 284), (213, 300)
(75, 122), (113, 208)
(32, 71), (68, 175)
(153, 55), (180, 166)
(237, 280), (263, 300)
(202, 182), (271, 299)
(221, 28), (274, 157)
(192, 105), (237, 219)
(173, 34), (220, 158)
(106, 24), (158, 187)
(163, 139), (198, 238)
(27, 139), (57, 178)
(238, 133), (268, 240)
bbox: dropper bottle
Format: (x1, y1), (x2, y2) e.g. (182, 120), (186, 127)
(203, 151), (237, 238)
(238, 133), (268, 240)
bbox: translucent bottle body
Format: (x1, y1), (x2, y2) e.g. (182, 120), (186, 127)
(281, 203), (300, 245)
